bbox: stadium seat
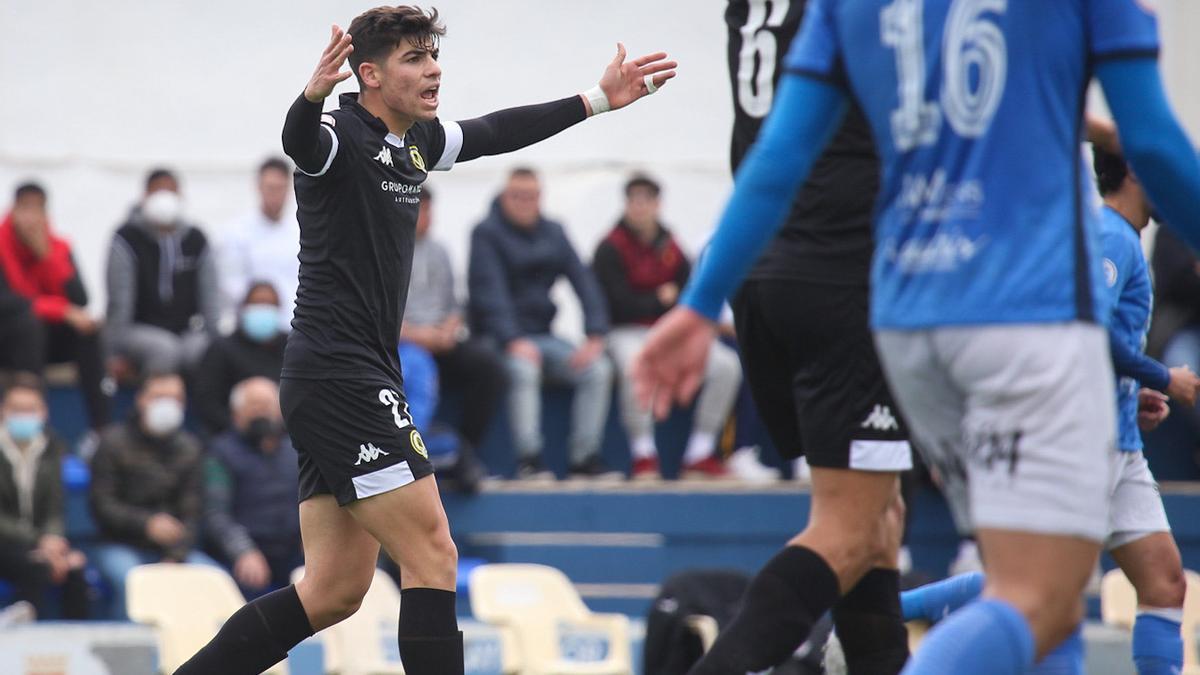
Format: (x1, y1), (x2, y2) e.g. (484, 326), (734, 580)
(1101, 567), (1200, 674)
(469, 563), (633, 675)
(291, 566), (405, 675)
(126, 563), (287, 674)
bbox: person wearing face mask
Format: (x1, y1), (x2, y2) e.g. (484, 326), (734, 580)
(105, 168), (221, 377)
(193, 282), (287, 436)
(88, 371), (216, 619)
(0, 374), (90, 619)
(204, 377), (301, 598)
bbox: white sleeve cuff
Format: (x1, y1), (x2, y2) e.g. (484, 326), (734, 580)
(434, 121), (463, 171)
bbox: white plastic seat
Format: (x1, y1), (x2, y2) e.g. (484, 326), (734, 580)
(469, 563), (632, 675)
(126, 562), (287, 674)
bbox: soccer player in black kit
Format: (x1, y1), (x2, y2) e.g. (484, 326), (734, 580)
(176, 7), (675, 675)
(635, 2), (910, 673)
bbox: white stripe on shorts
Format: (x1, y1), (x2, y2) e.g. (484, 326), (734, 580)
(352, 460), (416, 500)
(849, 440), (914, 471)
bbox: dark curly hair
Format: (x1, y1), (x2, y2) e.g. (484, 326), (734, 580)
(1093, 144), (1128, 197)
(348, 6), (445, 87)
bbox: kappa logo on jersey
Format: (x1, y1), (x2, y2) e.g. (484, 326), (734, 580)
(409, 145), (426, 172)
(354, 442), (390, 466)
(373, 147), (394, 168)
(861, 405), (900, 431)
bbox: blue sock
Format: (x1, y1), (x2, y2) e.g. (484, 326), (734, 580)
(1132, 611), (1183, 675)
(902, 572), (986, 622)
(1027, 625), (1083, 674)
(902, 598), (1034, 675)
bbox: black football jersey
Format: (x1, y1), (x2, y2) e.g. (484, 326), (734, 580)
(726, 0), (879, 285)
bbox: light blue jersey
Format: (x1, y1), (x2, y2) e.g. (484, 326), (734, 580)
(784, 0), (1159, 330)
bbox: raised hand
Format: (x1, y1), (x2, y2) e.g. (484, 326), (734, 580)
(631, 306), (715, 420)
(598, 43), (678, 111)
(305, 25), (355, 103)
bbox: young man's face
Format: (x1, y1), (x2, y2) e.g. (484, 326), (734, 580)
(368, 37), (442, 123)
(500, 176), (541, 229)
(624, 187), (660, 231)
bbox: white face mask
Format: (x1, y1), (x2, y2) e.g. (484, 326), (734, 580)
(143, 190), (183, 227)
(143, 398), (184, 437)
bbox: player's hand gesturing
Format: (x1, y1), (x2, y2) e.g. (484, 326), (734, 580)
(598, 43), (678, 110)
(631, 306), (715, 421)
(305, 25), (355, 103)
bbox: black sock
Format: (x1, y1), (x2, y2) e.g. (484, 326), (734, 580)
(832, 568), (909, 675)
(397, 587), (463, 675)
(691, 545), (841, 674)
(174, 584), (313, 675)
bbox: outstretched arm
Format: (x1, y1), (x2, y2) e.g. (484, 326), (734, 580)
(451, 43), (677, 163)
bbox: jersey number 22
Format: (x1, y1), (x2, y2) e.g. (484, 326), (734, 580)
(881, 0), (1008, 151)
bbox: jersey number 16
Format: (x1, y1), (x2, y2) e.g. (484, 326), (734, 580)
(881, 0), (1008, 151)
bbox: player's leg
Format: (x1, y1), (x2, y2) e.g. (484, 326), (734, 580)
(607, 326), (660, 472)
(1107, 450), (1184, 675)
(693, 282), (908, 673)
(1112, 533), (1185, 675)
(175, 495), (380, 674)
(347, 474), (461, 674)
(883, 324), (1112, 674)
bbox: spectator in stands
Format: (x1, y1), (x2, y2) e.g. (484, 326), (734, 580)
(594, 176), (742, 479)
(0, 374), (89, 619)
(218, 158), (300, 323)
(204, 377), (300, 598)
(401, 188), (507, 455)
(0, 273), (39, 375)
(193, 282), (286, 436)
(468, 168), (616, 480)
(105, 168), (220, 377)
(0, 182), (111, 433)
(89, 372), (214, 618)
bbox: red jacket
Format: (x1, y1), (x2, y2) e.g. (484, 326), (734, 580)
(0, 213), (85, 323)
(592, 220), (691, 326)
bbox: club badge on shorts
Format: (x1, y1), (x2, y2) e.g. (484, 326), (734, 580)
(410, 429), (428, 459)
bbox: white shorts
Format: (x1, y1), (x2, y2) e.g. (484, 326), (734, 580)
(875, 323), (1116, 542)
(1106, 450), (1171, 550)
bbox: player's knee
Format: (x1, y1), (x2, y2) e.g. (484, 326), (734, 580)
(1138, 566), (1187, 609)
(299, 572), (371, 624)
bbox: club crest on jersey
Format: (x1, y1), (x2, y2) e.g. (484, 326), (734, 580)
(1103, 258), (1119, 288)
(374, 146), (394, 168)
(409, 145), (426, 172)
(410, 430), (428, 459)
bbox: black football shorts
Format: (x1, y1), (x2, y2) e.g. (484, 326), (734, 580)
(280, 376), (434, 506)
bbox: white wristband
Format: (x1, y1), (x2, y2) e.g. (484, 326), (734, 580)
(583, 84), (611, 116)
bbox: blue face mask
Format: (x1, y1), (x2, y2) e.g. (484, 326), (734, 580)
(240, 304), (280, 343)
(6, 414), (44, 442)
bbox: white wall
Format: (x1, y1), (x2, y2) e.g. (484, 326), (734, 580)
(1, 0), (1198, 338)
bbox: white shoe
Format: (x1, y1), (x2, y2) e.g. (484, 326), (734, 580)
(727, 447), (781, 483)
(792, 456), (812, 485)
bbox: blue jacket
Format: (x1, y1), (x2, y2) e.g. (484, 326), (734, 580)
(468, 198), (609, 344)
(204, 430), (300, 561)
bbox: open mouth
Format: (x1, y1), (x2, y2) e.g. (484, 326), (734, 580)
(421, 86), (439, 103)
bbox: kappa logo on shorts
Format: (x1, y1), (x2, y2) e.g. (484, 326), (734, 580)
(373, 146), (394, 168)
(860, 405), (899, 431)
(354, 442), (390, 466)
(410, 430), (428, 459)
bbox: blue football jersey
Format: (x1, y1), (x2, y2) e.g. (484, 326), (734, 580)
(785, 0), (1159, 329)
(1100, 206), (1152, 452)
